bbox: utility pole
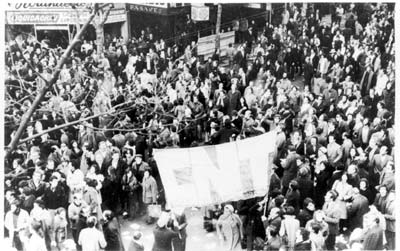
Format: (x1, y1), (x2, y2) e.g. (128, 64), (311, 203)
(215, 3), (222, 51)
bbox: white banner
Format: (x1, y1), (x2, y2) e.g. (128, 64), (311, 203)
(154, 132), (276, 208)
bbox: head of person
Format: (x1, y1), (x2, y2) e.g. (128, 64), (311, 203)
(285, 206), (295, 217)
(379, 185), (388, 197)
(103, 210), (115, 223)
(224, 204), (234, 215)
(328, 134), (336, 144)
(32, 170), (44, 183)
(135, 154), (143, 164)
(144, 170), (151, 179)
(341, 173), (349, 183)
(314, 210), (325, 222)
(157, 212), (170, 228)
(86, 216), (97, 228)
(10, 199), (22, 214)
(324, 190), (338, 203)
(304, 198), (315, 212)
(49, 175), (59, 188)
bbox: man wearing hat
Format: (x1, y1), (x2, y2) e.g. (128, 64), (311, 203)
(132, 153), (151, 215)
(152, 212), (179, 251)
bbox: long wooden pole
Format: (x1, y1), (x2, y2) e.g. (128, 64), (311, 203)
(215, 4), (222, 51)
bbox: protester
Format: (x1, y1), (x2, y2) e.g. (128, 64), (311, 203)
(217, 204), (243, 251)
(78, 216), (107, 251)
(152, 212), (180, 251)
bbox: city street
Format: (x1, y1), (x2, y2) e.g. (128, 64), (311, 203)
(120, 208), (223, 251)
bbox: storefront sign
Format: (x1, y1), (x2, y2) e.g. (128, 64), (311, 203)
(10, 3), (91, 10)
(7, 13), (60, 24)
(128, 4), (168, 15)
(6, 9), (126, 25)
(246, 3), (262, 9)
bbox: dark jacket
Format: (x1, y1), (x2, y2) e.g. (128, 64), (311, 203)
(211, 125), (240, 144)
(294, 240), (312, 251)
(347, 193), (369, 231)
(42, 184), (67, 210)
(298, 208), (313, 228)
(103, 218), (125, 251)
(152, 227), (180, 251)
(295, 177), (314, 205)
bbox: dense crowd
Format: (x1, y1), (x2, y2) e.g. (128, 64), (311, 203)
(4, 2), (396, 251)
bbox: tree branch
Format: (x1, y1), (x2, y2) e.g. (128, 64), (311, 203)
(16, 100), (134, 146)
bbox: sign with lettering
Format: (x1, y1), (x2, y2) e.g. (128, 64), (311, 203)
(9, 3), (92, 10)
(128, 4), (168, 15)
(8, 13), (60, 24)
(6, 9), (126, 25)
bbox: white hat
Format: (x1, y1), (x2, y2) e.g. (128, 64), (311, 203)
(157, 212), (170, 228)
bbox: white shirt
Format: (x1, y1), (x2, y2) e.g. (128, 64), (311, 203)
(78, 227), (107, 251)
(26, 232), (47, 251)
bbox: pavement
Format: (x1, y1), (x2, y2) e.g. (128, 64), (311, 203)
(119, 207), (225, 251)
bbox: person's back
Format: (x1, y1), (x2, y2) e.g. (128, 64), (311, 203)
(363, 222), (384, 251)
(152, 226), (179, 251)
(78, 217), (107, 251)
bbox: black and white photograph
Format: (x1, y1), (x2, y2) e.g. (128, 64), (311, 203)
(2, 2), (398, 251)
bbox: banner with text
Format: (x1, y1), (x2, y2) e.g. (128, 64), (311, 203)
(154, 132), (276, 208)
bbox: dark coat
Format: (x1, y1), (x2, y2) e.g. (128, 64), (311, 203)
(282, 152), (300, 189)
(152, 227), (180, 251)
(211, 125), (240, 144)
(103, 218), (125, 251)
(42, 184), (67, 210)
(296, 177), (314, 205)
(227, 90), (241, 115)
(294, 240), (312, 251)
(347, 194), (369, 231)
(298, 208), (313, 228)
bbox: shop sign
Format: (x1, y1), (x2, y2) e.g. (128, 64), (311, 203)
(128, 4), (168, 15)
(7, 9), (127, 25)
(7, 13), (60, 24)
(246, 4), (262, 9)
(10, 3), (91, 10)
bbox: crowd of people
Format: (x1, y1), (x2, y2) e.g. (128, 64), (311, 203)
(4, 2), (396, 251)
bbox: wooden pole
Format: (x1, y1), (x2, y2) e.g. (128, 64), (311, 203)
(215, 4), (222, 51)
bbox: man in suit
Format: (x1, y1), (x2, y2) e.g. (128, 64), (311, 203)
(323, 190), (341, 251)
(327, 134), (343, 168)
(360, 66), (377, 97)
(303, 57), (314, 89)
(347, 187), (369, 231)
(369, 146), (393, 188)
(305, 136), (320, 174)
(227, 83), (241, 116)
(281, 145), (300, 195)
(358, 118), (372, 148)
